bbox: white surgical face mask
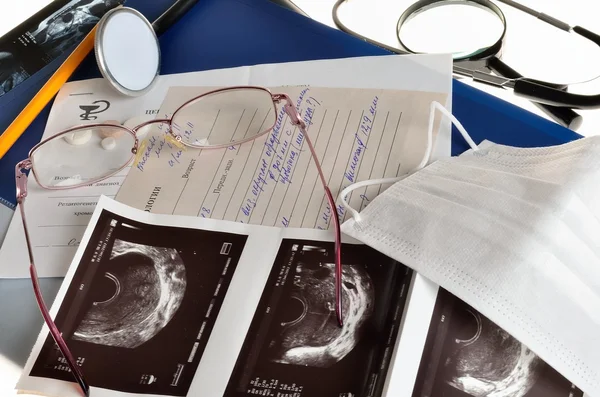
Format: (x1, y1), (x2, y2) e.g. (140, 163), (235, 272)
(340, 103), (600, 396)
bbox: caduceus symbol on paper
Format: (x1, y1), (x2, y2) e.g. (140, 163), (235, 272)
(79, 99), (110, 120)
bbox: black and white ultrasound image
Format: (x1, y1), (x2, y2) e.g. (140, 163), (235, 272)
(225, 239), (412, 397)
(0, 0), (122, 96)
(412, 289), (584, 397)
(30, 209), (247, 396)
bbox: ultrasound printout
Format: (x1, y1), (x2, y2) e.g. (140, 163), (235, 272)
(29, 209), (247, 396)
(224, 239), (412, 397)
(412, 289), (584, 397)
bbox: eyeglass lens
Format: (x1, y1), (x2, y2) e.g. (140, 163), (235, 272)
(31, 125), (136, 189)
(171, 88), (276, 148)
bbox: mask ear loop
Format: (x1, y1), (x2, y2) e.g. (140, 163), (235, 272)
(339, 101), (478, 223)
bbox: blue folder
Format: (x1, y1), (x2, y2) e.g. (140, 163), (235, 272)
(0, 0), (581, 209)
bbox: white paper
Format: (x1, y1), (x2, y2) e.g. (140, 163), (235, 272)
(116, 85), (446, 228)
(17, 197), (581, 397)
(0, 54), (452, 279)
(17, 196), (412, 397)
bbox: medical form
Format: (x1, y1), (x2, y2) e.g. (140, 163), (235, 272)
(0, 55), (452, 278)
(116, 86), (446, 227)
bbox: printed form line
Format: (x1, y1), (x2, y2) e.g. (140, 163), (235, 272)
(313, 110), (352, 229)
(256, 123), (297, 224)
(221, 109), (261, 219)
(341, 109), (379, 223)
(377, 112), (403, 197)
(260, 95), (320, 227)
(276, 109), (328, 227)
(173, 109), (223, 213)
(237, 111), (288, 222)
(333, 110), (368, 223)
(357, 111), (390, 213)
(300, 109), (338, 227)
(245, 117), (290, 222)
(196, 110), (246, 217)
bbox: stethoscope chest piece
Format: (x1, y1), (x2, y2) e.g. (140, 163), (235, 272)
(95, 7), (161, 97)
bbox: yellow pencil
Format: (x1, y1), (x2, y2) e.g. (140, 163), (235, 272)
(0, 25), (98, 159)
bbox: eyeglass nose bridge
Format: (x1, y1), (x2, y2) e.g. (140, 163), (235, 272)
(128, 118), (173, 154)
(132, 118), (172, 134)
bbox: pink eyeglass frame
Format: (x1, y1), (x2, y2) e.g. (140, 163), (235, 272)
(15, 86), (343, 397)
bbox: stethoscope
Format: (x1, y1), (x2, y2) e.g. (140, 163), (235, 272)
(333, 0), (600, 129)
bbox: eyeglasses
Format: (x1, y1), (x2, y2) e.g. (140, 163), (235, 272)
(15, 86), (343, 396)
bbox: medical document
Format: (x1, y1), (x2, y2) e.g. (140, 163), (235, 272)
(0, 54), (452, 278)
(18, 197), (583, 397)
(18, 196), (412, 397)
(116, 86), (446, 228)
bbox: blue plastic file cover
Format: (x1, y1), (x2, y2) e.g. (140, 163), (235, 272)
(0, 0), (582, 208)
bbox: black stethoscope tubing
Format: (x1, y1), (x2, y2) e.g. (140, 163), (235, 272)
(332, 0), (580, 129)
(333, 0), (600, 115)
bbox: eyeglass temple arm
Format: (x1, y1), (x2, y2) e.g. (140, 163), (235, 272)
(275, 95), (344, 327)
(16, 161), (90, 397)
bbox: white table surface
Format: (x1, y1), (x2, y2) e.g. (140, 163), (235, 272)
(1, 0), (599, 395)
